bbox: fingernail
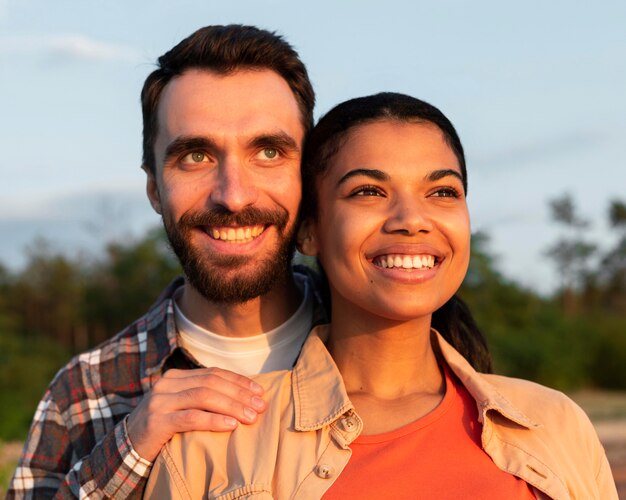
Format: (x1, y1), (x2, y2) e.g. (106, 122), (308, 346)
(243, 407), (257, 420)
(224, 416), (238, 427)
(251, 396), (265, 410)
(250, 381), (263, 394)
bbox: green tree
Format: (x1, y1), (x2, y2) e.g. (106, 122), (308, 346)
(545, 194), (595, 314)
(81, 227), (181, 345)
(6, 240), (85, 350)
(597, 199), (626, 312)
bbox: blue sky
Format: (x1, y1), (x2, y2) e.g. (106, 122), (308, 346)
(1, 0), (625, 293)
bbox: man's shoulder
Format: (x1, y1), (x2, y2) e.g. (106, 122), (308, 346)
(46, 282), (180, 408)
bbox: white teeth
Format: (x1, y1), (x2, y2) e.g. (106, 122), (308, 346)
(375, 253), (437, 270)
(207, 225), (265, 243)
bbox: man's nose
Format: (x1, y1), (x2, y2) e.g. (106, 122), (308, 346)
(209, 158), (258, 212)
(382, 195), (434, 235)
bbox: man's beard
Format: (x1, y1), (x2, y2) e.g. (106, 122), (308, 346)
(163, 206), (296, 304)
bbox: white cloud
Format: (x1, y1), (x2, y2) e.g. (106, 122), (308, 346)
(0, 33), (143, 63)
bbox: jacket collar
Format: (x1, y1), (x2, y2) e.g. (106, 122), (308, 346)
(292, 325), (354, 431)
(432, 330), (540, 429)
(291, 325), (540, 432)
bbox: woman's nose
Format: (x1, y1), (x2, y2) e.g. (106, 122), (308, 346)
(382, 195), (434, 235)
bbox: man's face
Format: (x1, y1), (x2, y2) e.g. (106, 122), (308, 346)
(147, 68), (305, 303)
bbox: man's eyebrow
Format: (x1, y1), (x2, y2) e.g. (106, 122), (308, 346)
(426, 168), (464, 184)
(249, 133), (299, 152)
(337, 168), (390, 187)
(164, 136), (218, 161)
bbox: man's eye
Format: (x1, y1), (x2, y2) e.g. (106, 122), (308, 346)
(259, 148), (279, 159)
(182, 151), (208, 163)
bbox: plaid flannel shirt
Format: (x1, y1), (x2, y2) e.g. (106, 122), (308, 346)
(8, 269), (326, 499)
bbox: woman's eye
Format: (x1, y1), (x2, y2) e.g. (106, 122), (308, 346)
(432, 187), (460, 198)
(352, 185), (384, 197)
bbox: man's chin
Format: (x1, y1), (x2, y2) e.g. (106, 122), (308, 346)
(186, 273), (278, 304)
(181, 254), (289, 304)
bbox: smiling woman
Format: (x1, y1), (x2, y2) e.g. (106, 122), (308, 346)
(143, 93), (618, 499)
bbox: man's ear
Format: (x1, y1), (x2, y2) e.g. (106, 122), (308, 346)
(297, 218), (319, 256)
(143, 164), (162, 215)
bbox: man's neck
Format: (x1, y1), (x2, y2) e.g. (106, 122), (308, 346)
(177, 273), (302, 337)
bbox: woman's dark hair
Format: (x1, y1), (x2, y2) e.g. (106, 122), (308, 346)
(301, 92), (493, 373)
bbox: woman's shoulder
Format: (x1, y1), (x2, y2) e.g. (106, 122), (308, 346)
(481, 373), (588, 419)
(479, 372), (600, 448)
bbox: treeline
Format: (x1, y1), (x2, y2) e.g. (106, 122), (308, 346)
(460, 195), (626, 390)
(1, 196), (625, 440)
(0, 229), (181, 439)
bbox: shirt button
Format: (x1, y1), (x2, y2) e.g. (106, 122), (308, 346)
(339, 416), (357, 432)
(315, 464), (336, 479)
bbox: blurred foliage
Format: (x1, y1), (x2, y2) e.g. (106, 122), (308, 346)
(1, 197), (625, 443)
(0, 314), (70, 441)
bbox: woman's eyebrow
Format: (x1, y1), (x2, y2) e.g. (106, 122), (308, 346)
(426, 168), (464, 183)
(337, 168), (389, 187)
(164, 136), (217, 162)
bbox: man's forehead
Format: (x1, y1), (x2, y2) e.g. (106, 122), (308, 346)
(155, 68), (304, 145)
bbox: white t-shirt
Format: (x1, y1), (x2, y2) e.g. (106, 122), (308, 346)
(173, 274), (313, 375)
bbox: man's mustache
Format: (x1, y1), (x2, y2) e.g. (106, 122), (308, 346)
(179, 206), (289, 230)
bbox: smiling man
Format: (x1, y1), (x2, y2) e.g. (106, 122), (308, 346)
(9, 25), (320, 499)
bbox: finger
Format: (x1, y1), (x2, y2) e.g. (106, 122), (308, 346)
(163, 367), (264, 395)
(170, 409), (240, 433)
(155, 373), (266, 410)
(169, 386), (264, 424)
(138, 389), (260, 430)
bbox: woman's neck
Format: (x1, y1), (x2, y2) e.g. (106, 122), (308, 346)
(327, 308), (445, 434)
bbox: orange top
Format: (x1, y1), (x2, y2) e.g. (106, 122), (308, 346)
(323, 365), (536, 499)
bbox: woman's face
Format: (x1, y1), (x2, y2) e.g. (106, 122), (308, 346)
(300, 120), (470, 322)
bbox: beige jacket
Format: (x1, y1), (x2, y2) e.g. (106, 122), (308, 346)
(143, 326), (617, 499)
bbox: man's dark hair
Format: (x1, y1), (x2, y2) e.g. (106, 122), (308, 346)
(141, 24), (315, 174)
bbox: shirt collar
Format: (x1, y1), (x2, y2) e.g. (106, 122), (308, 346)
(291, 324), (540, 432)
(292, 324), (354, 431)
(143, 277), (185, 377)
(432, 329), (540, 429)
(142, 268), (329, 378)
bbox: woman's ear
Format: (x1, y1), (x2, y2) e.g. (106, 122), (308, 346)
(297, 218), (319, 256)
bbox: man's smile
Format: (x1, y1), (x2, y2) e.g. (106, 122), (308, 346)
(204, 224), (267, 243)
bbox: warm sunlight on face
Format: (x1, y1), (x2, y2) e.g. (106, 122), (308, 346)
(304, 120), (470, 323)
